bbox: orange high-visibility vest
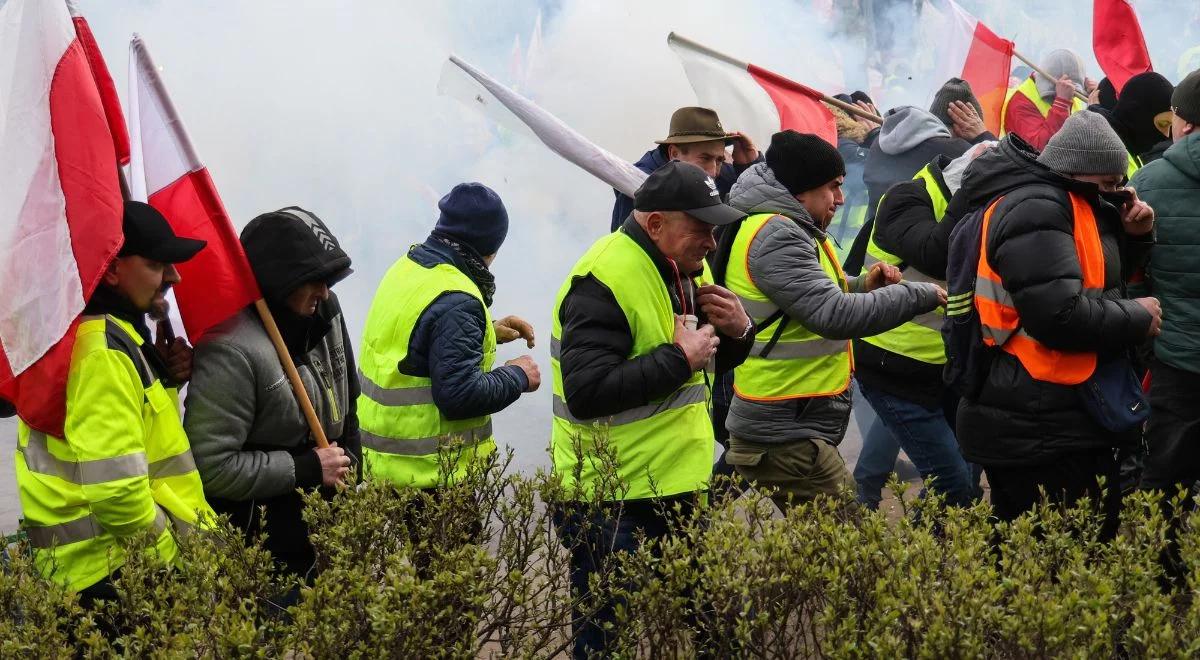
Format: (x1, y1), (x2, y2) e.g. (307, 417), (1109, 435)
(975, 192), (1105, 385)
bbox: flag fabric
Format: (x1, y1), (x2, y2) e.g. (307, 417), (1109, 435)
(128, 34), (261, 342)
(668, 33), (837, 147)
(0, 0), (125, 435)
(927, 0), (1014, 136)
(68, 0), (130, 165)
(439, 55), (648, 197)
(1093, 0), (1153, 94)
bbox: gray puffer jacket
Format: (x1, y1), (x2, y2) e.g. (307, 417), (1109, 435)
(724, 163), (942, 444)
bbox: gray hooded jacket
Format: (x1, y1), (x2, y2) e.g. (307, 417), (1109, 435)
(723, 163), (942, 444)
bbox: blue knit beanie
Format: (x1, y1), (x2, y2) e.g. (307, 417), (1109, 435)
(434, 183), (509, 256)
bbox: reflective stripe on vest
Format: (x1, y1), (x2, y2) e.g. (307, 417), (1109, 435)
(356, 256), (498, 489)
(550, 230), (714, 501)
(725, 213), (852, 400)
(16, 315), (212, 592)
(1000, 77), (1087, 137)
(975, 192), (1104, 384)
(860, 164), (952, 364)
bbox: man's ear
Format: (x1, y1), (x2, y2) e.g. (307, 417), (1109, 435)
(644, 211), (665, 238)
(666, 144), (681, 161)
(102, 258), (121, 287)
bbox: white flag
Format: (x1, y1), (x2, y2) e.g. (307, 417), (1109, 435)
(438, 54), (647, 197)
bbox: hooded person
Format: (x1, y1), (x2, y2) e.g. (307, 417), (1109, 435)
(851, 95), (994, 274)
(715, 131), (944, 512)
(1089, 72), (1175, 176)
(356, 183), (540, 494)
(826, 92), (882, 252)
(184, 206), (359, 580)
(1001, 48), (1090, 150)
(850, 141), (997, 509)
(955, 112), (1158, 538)
(609, 106), (762, 232)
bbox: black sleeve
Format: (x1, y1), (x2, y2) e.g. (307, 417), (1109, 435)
(873, 180), (954, 279)
(336, 315), (362, 477)
(559, 276), (692, 420)
(862, 127), (881, 149)
(425, 293), (527, 420)
(612, 191), (634, 233)
(989, 195), (1151, 352)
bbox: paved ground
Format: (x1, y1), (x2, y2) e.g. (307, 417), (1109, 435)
(0, 411), (924, 534)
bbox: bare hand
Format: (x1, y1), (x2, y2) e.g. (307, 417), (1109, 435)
(1055, 75), (1077, 100)
(155, 323), (194, 384)
(1088, 87), (1102, 106)
(1118, 188), (1155, 236)
(947, 100), (987, 141)
(504, 355), (541, 392)
(932, 284), (948, 307)
(495, 315), (536, 348)
(315, 442), (350, 487)
(673, 316), (719, 372)
(865, 262), (903, 291)
(1134, 297), (1162, 337)
(1085, 77), (1099, 94)
(726, 131), (759, 166)
(854, 101), (881, 129)
(697, 284), (751, 338)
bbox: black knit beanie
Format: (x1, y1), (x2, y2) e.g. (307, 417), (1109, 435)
(929, 77), (983, 127)
(1097, 77), (1118, 110)
(765, 130), (846, 195)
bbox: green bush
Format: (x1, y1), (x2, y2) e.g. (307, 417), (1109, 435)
(5, 446), (1200, 658)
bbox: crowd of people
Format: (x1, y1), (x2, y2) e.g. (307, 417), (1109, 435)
(11, 48), (1200, 657)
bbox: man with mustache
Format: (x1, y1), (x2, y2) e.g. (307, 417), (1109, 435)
(14, 201), (215, 620)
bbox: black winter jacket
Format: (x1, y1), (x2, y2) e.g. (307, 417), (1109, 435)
(854, 155), (955, 408)
(402, 239), (528, 420)
(954, 137), (1154, 467)
(558, 217), (753, 420)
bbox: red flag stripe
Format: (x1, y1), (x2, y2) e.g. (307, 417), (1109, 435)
(1093, 0), (1153, 94)
(746, 63), (838, 146)
(961, 21), (1014, 136)
(147, 168), (260, 341)
(71, 16), (130, 165)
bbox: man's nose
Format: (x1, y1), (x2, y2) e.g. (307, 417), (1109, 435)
(163, 263), (181, 286)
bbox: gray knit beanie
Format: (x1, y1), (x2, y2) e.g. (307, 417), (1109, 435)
(929, 78), (983, 127)
(1035, 111), (1128, 175)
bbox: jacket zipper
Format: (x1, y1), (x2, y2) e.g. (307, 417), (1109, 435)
(308, 357), (342, 424)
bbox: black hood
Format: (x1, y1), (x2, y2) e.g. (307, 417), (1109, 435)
(240, 206), (352, 304)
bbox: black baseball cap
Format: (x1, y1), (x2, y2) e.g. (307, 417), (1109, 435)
(118, 201), (207, 263)
(632, 161), (746, 226)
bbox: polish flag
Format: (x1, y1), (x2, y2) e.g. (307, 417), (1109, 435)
(1093, 0), (1152, 94)
(0, 0), (126, 436)
(127, 34), (261, 342)
(926, 0), (1014, 136)
(668, 33), (837, 147)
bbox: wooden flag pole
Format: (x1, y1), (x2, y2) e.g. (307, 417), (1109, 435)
(254, 299), (330, 448)
(667, 32), (884, 125)
(1012, 50), (1090, 102)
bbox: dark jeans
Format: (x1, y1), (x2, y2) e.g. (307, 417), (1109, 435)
(859, 382), (975, 507)
(1141, 360), (1200, 492)
(552, 494), (701, 659)
(984, 448), (1123, 541)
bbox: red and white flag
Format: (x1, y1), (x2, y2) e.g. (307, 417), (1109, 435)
(0, 0), (126, 435)
(925, 0), (1014, 135)
(127, 34), (260, 342)
(668, 33), (837, 148)
(1093, 0), (1153, 95)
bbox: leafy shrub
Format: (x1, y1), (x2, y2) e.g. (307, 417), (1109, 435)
(5, 446), (1200, 658)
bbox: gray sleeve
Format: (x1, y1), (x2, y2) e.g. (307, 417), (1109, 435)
(748, 217), (941, 340)
(183, 339), (297, 500)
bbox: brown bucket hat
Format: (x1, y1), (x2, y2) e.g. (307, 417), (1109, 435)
(654, 106), (734, 145)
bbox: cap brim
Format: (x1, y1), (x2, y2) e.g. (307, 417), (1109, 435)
(654, 134), (734, 146)
(685, 203), (746, 227)
(143, 237), (208, 264)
